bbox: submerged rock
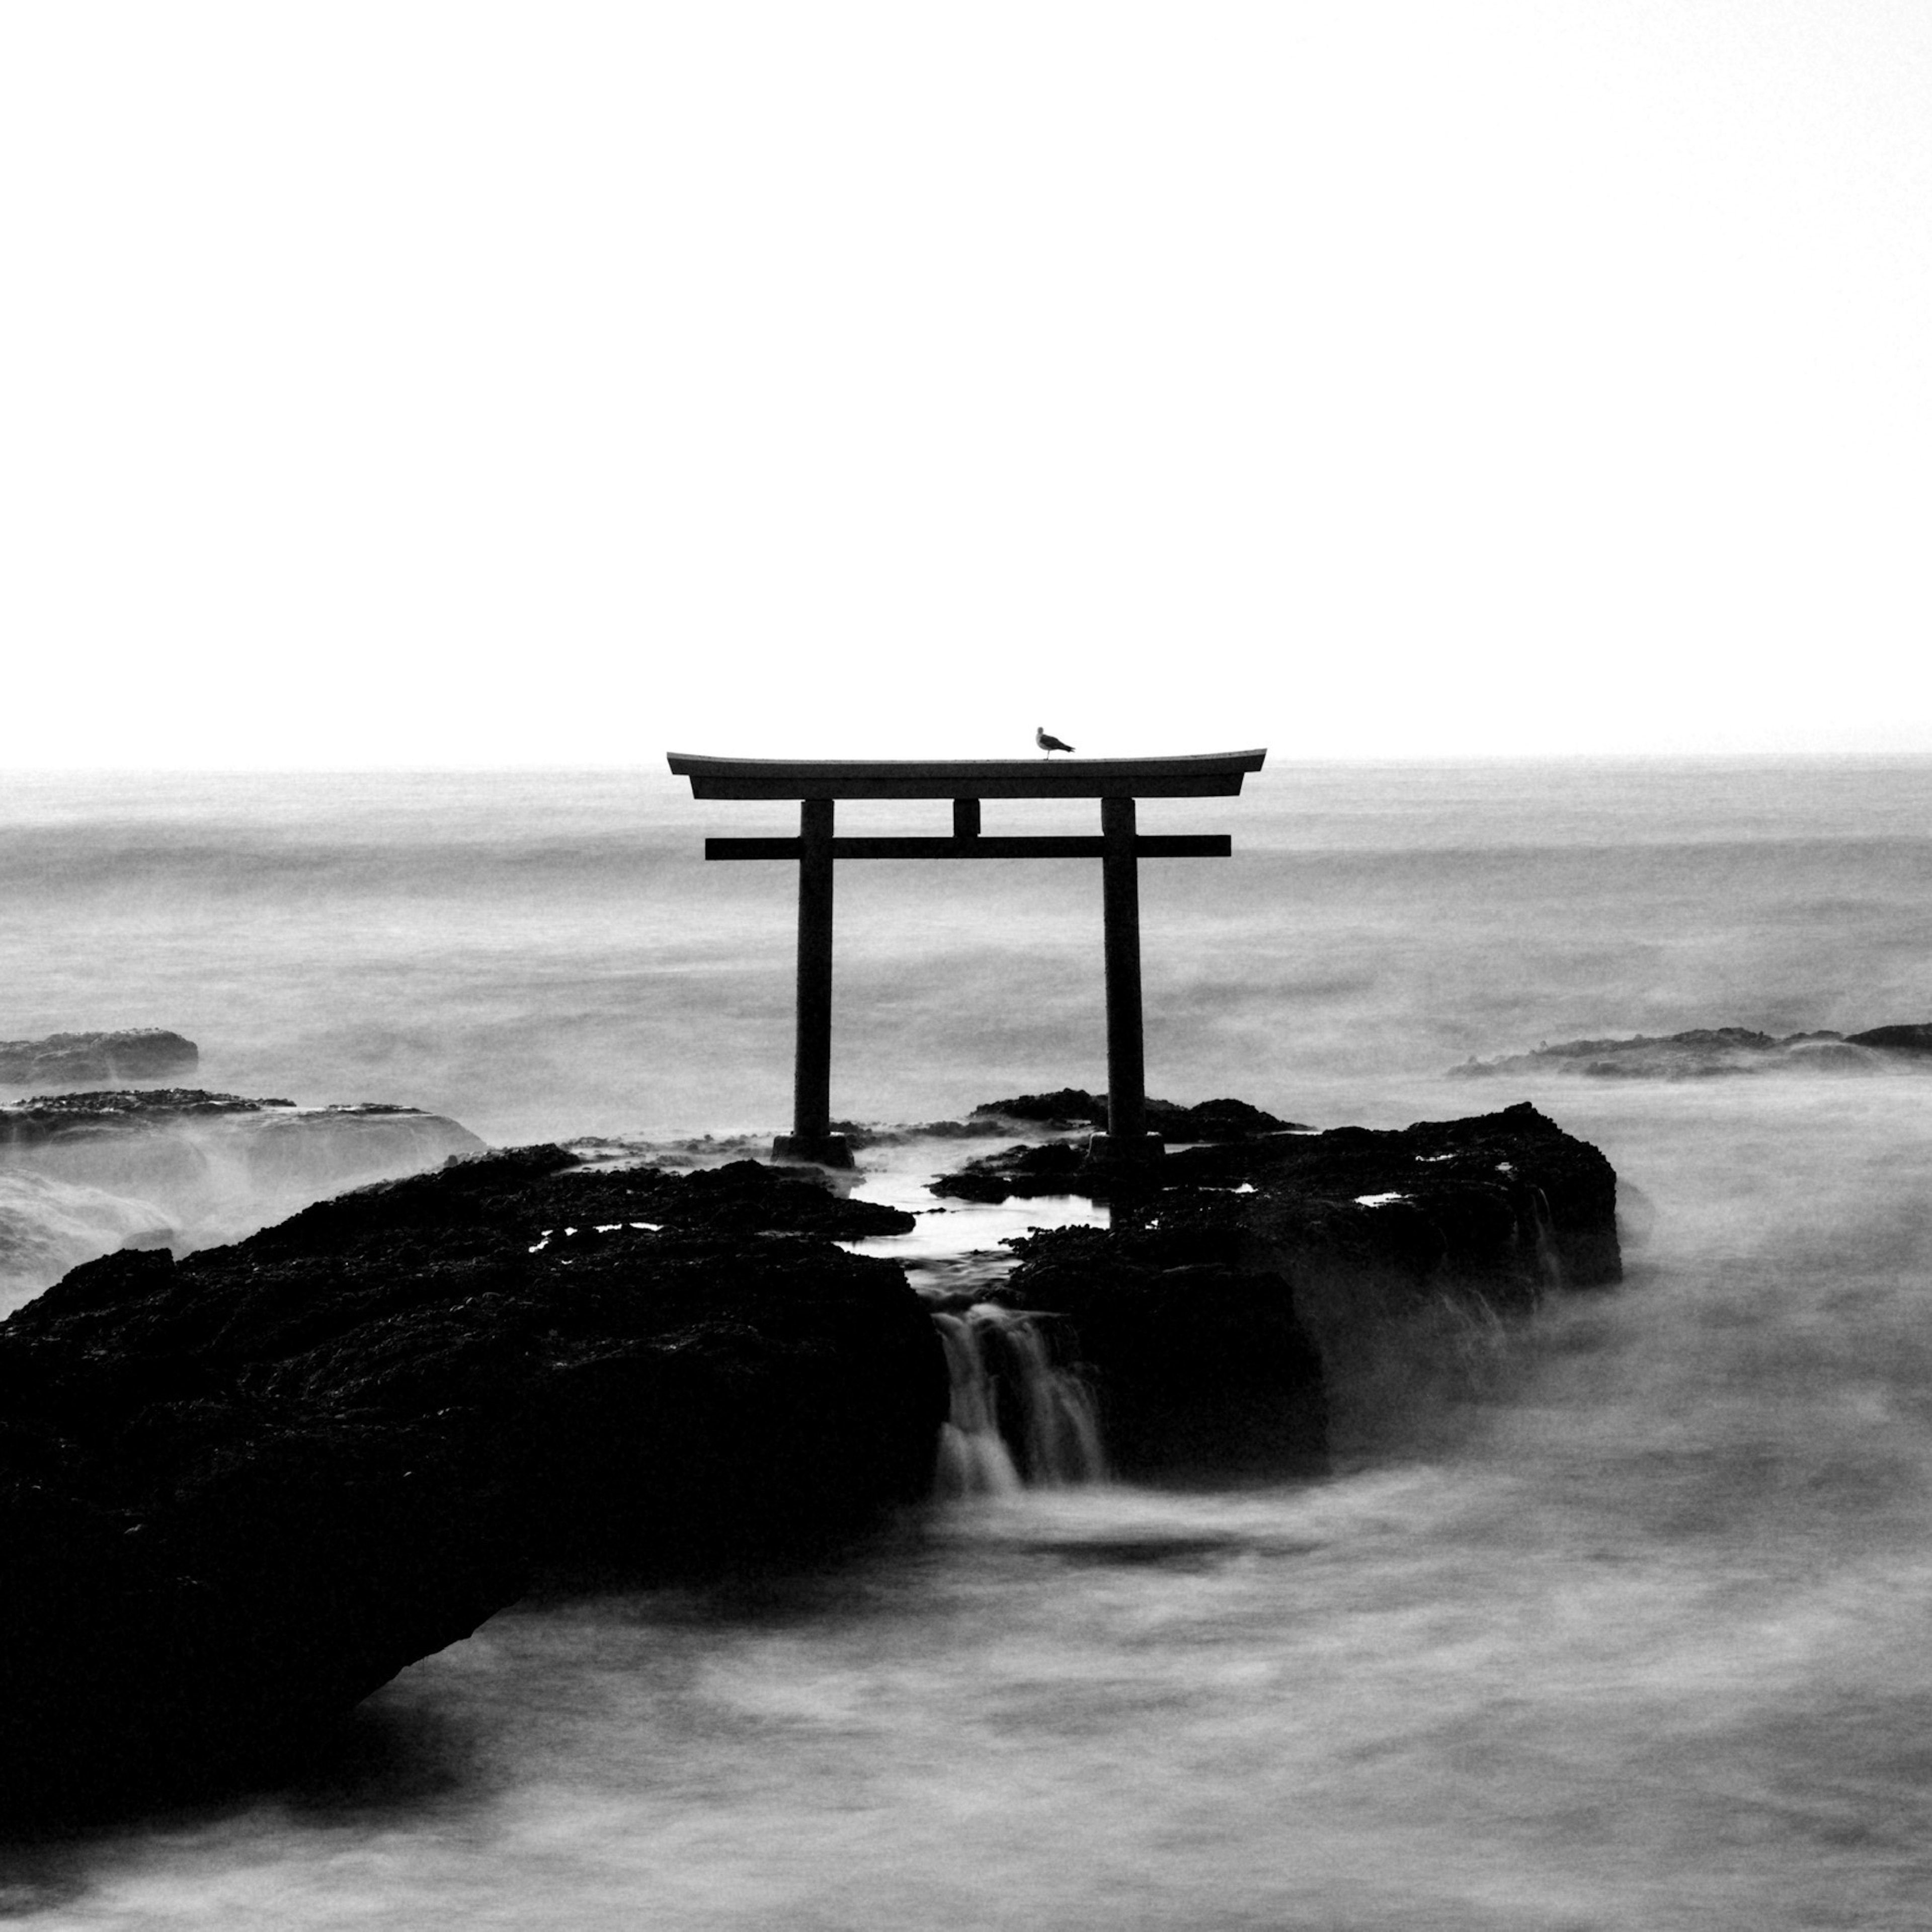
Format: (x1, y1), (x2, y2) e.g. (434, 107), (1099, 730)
(0, 1029), (197, 1090)
(0, 1148), (944, 1817)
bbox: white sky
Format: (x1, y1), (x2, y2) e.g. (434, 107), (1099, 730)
(4, 1), (1929, 766)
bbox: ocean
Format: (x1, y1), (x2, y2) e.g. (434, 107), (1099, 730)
(5, 758), (1932, 1927)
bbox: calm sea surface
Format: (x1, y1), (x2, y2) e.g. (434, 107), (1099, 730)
(5, 759), (1932, 1927)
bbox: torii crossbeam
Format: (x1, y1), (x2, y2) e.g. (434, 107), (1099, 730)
(666, 749), (1267, 1168)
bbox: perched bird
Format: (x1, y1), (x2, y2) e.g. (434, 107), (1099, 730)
(1035, 726), (1076, 756)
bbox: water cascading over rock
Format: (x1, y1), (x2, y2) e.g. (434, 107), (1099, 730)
(932, 1304), (1107, 1497)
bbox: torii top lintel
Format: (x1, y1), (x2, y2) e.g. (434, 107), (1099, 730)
(665, 749), (1266, 800)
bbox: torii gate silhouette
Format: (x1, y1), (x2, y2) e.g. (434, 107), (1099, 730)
(666, 749), (1267, 1169)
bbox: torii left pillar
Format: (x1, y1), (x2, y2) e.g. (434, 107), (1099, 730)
(776, 797), (840, 1165)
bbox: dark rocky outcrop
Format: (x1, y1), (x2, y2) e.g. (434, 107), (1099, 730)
(1146, 1095), (1307, 1140)
(992, 1222), (1328, 1480)
(958, 1101), (1618, 1480)
(927, 1109), (1314, 1206)
(1844, 1023), (1932, 1055)
(247, 1151), (919, 1254)
(0, 1149), (943, 1817)
(1162, 1100), (1622, 1295)
(967, 1089), (1304, 1139)
(0, 1029), (197, 1090)
(931, 1101), (1618, 1292)
(838, 1094), (1303, 1153)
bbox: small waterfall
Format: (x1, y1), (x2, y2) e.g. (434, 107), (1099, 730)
(931, 1303), (1107, 1498)
(1526, 1185), (1565, 1290)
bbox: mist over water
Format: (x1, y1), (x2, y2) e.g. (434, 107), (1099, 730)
(9, 761), (1932, 1140)
(6, 761), (1932, 1926)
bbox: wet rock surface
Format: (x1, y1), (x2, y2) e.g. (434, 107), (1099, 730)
(928, 1139), (1091, 1203)
(849, 1091), (1306, 1153)
(926, 1100), (1618, 1294)
(968, 1088), (1305, 1138)
(1162, 1100), (1622, 1295)
(0, 1148), (944, 1818)
(0, 1029), (198, 1090)
(0, 1087), (282, 1139)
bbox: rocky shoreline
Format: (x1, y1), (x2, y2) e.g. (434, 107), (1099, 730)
(0, 1094), (1619, 1819)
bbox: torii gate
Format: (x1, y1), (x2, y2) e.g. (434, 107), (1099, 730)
(666, 749), (1267, 1168)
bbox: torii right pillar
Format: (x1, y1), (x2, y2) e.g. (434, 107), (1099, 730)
(1093, 792), (1157, 1164)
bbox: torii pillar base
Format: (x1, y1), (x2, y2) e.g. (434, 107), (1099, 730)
(1081, 1132), (1166, 1174)
(771, 1133), (855, 1169)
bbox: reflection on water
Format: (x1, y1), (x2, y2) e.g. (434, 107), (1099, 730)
(835, 1133), (1108, 1271)
(15, 1077), (1932, 1929)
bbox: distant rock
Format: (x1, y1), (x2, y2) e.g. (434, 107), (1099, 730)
(0, 1088), (284, 1140)
(0, 1148), (944, 1817)
(1449, 1027), (1876, 1080)
(1843, 1023), (1932, 1055)
(0, 1029), (197, 1089)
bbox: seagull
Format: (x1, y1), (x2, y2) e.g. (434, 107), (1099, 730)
(1035, 726), (1076, 756)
